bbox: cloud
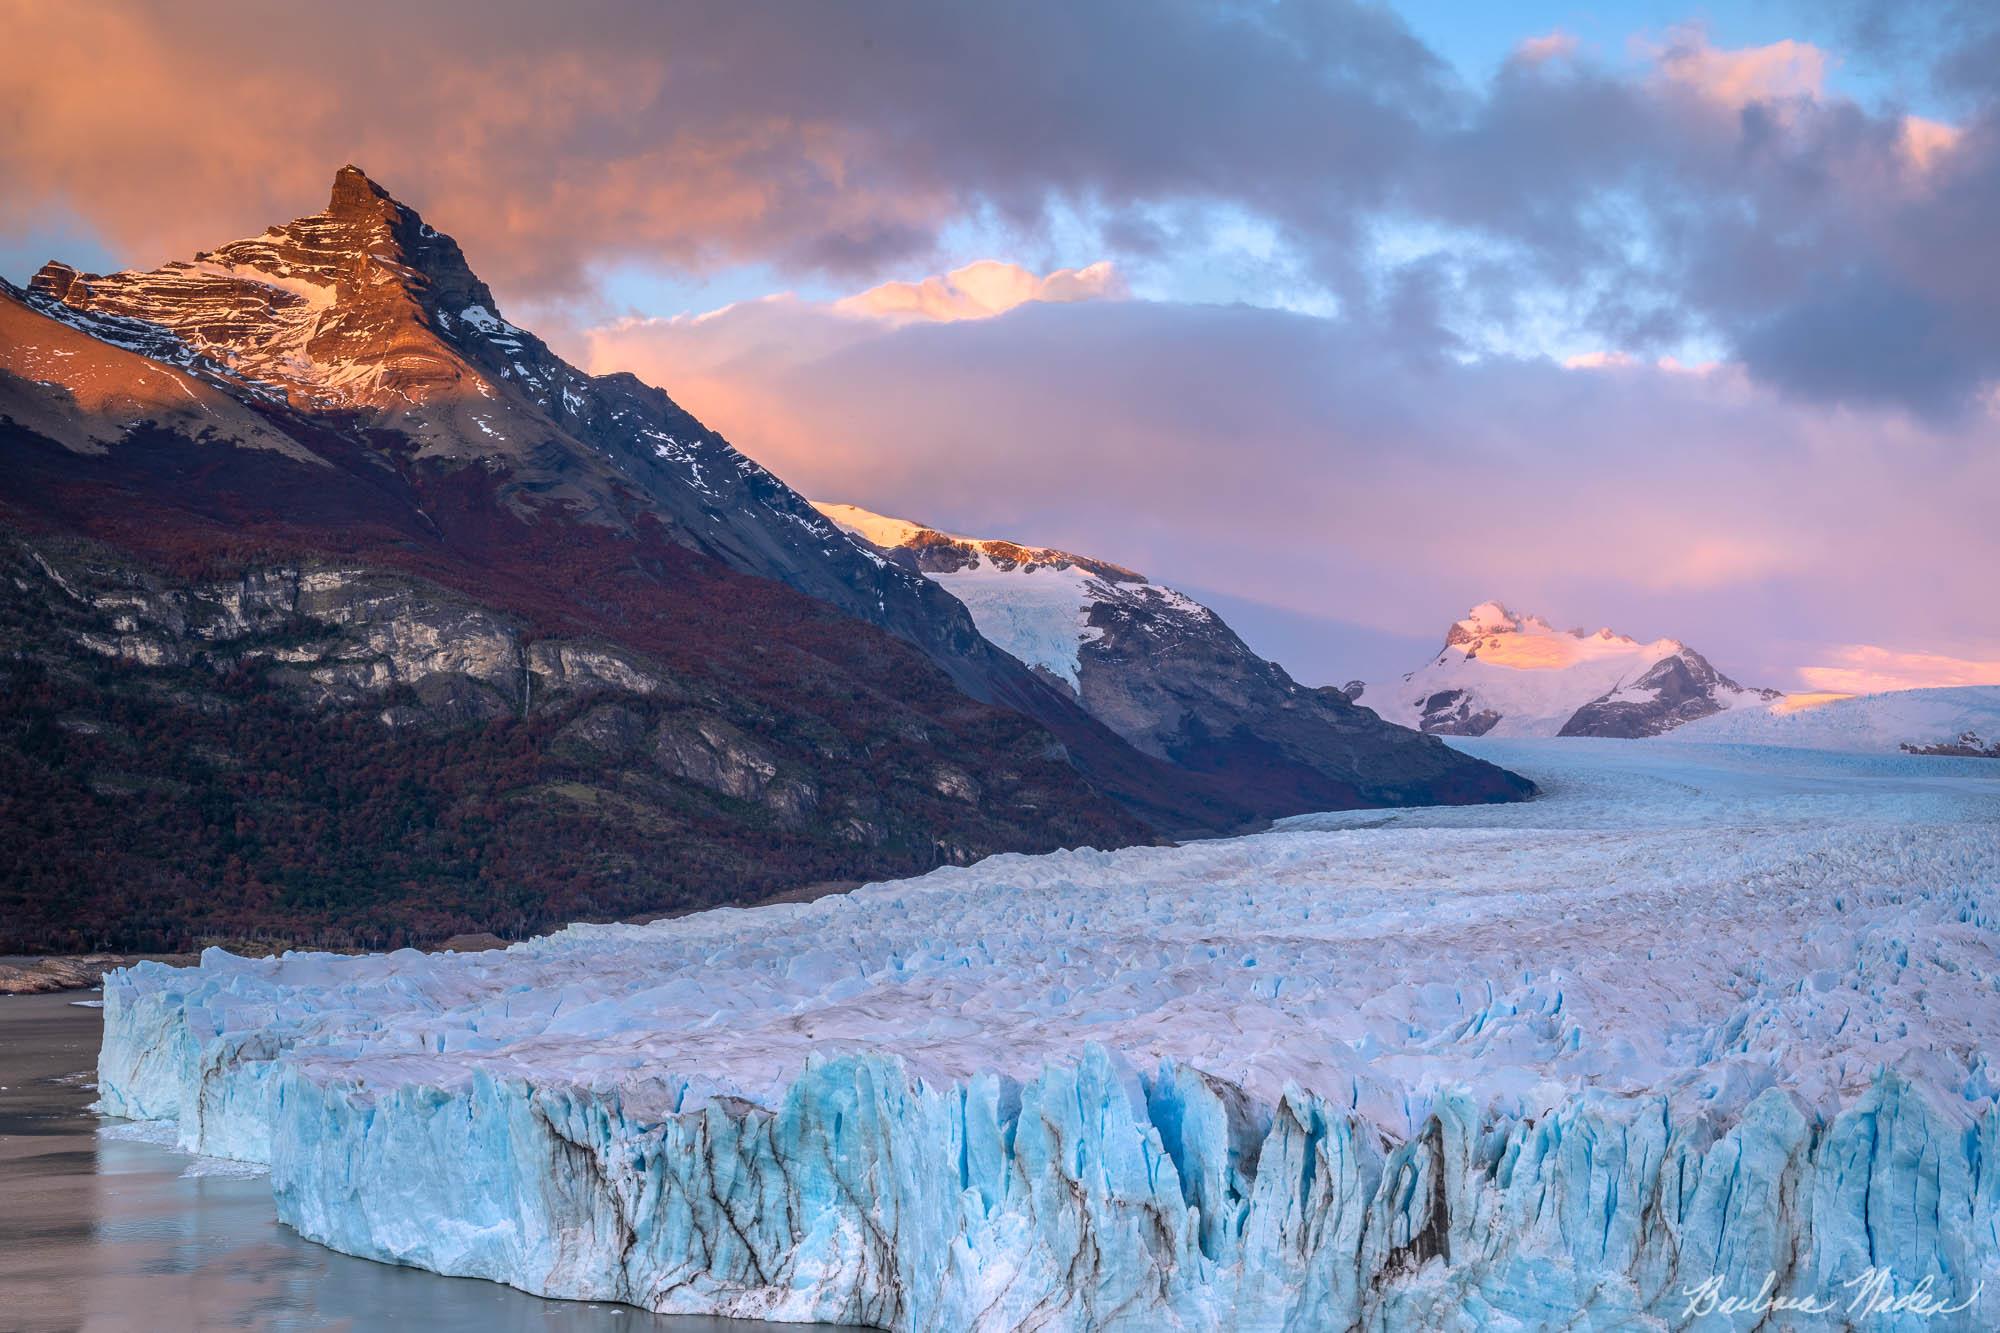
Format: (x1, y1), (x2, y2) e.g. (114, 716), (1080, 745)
(1449, 29), (2000, 414)
(9, 4), (1999, 415)
(1513, 31), (1579, 66)
(1563, 351), (1719, 375)
(1901, 114), (1963, 169)
(834, 260), (1126, 322)
(1635, 535), (1807, 592)
(581, 285), (1999, 688)
(1653, 34), (1830, 106)
(0, 0), (1447, 299)
(1800, 645), (2000, 694)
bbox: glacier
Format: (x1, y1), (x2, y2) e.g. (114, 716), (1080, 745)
(1664, 684), (2000, 754)
(98, 739), (2000, 1329)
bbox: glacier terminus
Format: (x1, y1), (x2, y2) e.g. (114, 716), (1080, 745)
(96, 739), (2000, 1330)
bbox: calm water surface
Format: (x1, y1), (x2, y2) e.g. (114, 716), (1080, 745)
(0, 991), (857, 1333)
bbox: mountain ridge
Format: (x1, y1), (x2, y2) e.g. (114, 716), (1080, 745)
(815, 502), (1534, 808)
(1357, 600), (1780, 739)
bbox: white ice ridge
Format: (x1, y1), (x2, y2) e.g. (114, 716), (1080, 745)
(1665, 684), (2000, 753)
(99, 741), (2000, 1329)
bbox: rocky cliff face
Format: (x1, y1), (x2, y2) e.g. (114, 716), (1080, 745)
(1558, 648), (1775, 738)
(1902, 731), (2000, 758)
(0, 528), (1146, 952)
(14, 535), (677, 721)
(1359, 601), (1780, 739)
(815, 503), (1533, 809)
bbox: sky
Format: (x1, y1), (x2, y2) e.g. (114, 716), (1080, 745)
(3, 0), (1996, 689)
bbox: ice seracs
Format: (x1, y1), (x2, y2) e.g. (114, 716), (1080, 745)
(98, 740), (2000, 1329)
(1356, 600), (1779, 737)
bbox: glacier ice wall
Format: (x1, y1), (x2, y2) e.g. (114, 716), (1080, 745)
(97, 741), (2000, 1329)
(135, 1044), (1998, 1331)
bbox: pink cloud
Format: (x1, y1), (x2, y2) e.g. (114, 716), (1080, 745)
(1513, 31), (1578, 65)
(835, 260), (1126, 323)
(1634, 535), (1807, 592)
(1653, 32), (1830, 106)
(1902, 115), (1963, 172)
(1800, 646), (2000, 695)
(1564, 351), (1720, 377)
(0, 3), (961, 295)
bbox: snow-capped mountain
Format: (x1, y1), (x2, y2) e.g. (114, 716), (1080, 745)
(1355, 601), (1779, 738)
(816, 504), (1532, 808)
(0, 168), (1534, 948)
(1661, 684), (2000, 754)
(815, 502), (1194, 692)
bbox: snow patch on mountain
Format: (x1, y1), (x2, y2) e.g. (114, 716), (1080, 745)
(925, 561), (1108, 688)
(814, 500), (1165, 690)
(813, 501), (936, 551)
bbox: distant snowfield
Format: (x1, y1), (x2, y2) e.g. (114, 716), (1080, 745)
(100, 741), (2000, 1329)
(1661, 683), (2000, 753)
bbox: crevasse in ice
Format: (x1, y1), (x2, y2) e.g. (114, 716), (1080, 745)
(99, 740), (2000, 1329)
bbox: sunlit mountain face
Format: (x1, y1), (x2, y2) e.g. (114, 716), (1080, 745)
(1355, 601), (1780, 738)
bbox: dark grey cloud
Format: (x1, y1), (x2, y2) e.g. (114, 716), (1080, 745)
(0, 0), (1451, 290)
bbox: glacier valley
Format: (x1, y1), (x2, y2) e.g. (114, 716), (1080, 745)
(97, 739), (2000, 1330)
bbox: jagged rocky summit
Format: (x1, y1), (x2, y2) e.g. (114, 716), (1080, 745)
(1355, 600), (1780, 738)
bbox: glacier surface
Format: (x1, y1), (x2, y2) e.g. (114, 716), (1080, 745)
(1663, 685), (2000, 754)
(98, 740), (2000, 1329)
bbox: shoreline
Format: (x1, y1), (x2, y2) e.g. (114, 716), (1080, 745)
(0, 879), (873, 996)
(0, 954), (198, 996)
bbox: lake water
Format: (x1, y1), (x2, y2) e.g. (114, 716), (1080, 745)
(0, 991), (857, 1333)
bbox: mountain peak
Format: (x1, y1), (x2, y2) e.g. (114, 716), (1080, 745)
(1362, 599), (1773, 737)
(23, 165), (512, 414)
(1446, 600), (1652, 652)
(1446, 600), (1532, 647)
(26, 259), (81, 303)
(813, 500), (1148, 584)
(327, 164), (395, 219)
(1456, 601), (1521, 636)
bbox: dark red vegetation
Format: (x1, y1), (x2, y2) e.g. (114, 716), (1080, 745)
(0, 426), (1150, 952)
